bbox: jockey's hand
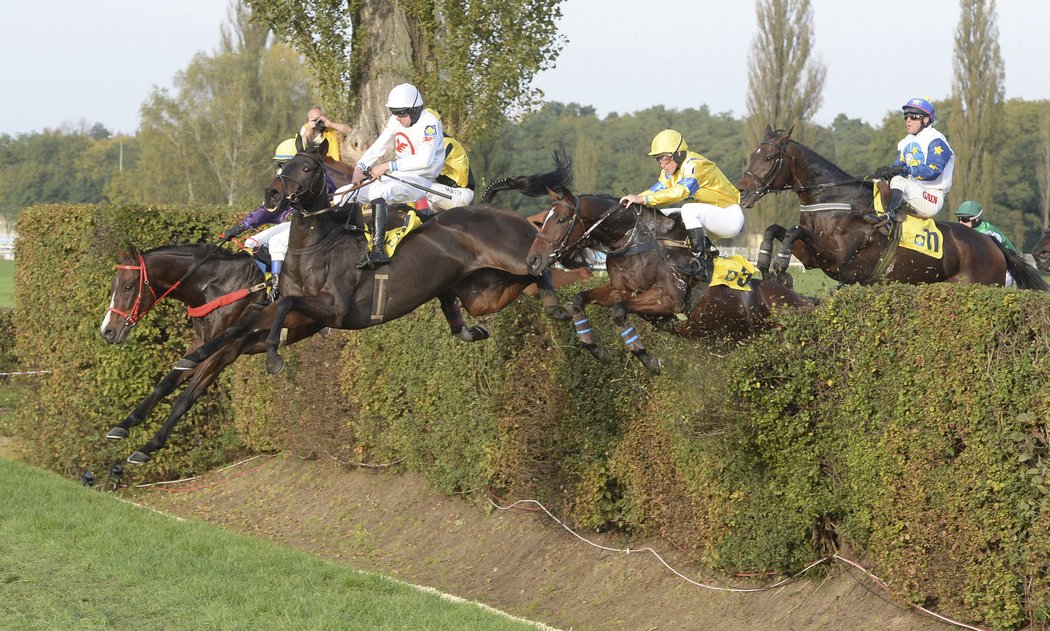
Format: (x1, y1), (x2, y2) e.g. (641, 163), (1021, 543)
(620, 194), (643, 207)
(872, 164), (907, 180)
(370, 162), (391, 179)
(220, 223), (247, 241)
(351, 166), (367, 185)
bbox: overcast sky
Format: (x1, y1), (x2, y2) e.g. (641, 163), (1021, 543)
(3, 0), (1048, 137)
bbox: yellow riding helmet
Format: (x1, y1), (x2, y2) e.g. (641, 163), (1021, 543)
(649, 129), (688, 156)
(273, 138), (298, 162)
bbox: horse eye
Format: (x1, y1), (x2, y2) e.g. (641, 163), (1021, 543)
(557, 217), (568, 224)
(123, 284), (134, 292)
(764, 154), (774, 162)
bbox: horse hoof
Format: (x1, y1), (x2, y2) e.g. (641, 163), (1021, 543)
(588, 346), (612, 364)
(320, 327), (332, 338)
(466, 325), (490, 342)
(106, 427), (129, 440)
(127, 451), (151, 464)
(267, 354), (286, 375)
(546, 304), (572, 321)
(644, 356), (663, 375)
(174, 358), (198, 371)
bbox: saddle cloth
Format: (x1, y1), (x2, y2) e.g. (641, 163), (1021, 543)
(709, 255), (757, 292)
(364, 210), (424, 257)
(873, 182), (944, 259)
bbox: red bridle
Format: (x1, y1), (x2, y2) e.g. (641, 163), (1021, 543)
(107, 253), (181, 327)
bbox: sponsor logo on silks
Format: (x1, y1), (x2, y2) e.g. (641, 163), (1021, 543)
(395, 132), (415, 154)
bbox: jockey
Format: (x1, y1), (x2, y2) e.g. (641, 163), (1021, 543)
(337, 83), (445, 268)
(955, 200), (1017, 252)
(424, 135), (476, 211)
(619, 129), (743, 280)
(869, 97), (955, 227)
(221, 138), (336, 304)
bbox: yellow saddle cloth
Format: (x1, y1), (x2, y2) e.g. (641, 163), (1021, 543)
(872, 183), (944, 259)
(364, 210), (423, 257)
(709, 255), (757, 292)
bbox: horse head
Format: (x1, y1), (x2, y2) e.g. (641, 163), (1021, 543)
(265, 135), (329, 212)
(1033, 229), (1050, 272)
(736, 125), (797, 208)
(526, 187), (586, 275)
(100, 245), (156, 344)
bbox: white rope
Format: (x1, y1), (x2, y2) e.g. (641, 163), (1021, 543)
(0, 370), (51, 377)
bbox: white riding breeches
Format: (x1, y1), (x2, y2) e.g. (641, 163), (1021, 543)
(660, 202), (745, 239)
(244, 222), (290, 261)
(890, 176), (945, 218)
(426, 184), (475, 210)
(332, 173), (432, 207)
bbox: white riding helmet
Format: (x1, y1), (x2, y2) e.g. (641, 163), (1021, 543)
(386, 83), (423, 109)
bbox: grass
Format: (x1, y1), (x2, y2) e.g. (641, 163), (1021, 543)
(0, 259), (12, 308)
(0, 458), (547, 631)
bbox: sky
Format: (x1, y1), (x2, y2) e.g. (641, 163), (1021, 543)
(3, 0), (1049, 137)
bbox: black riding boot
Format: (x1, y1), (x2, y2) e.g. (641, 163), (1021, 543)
(864, 188), (905, 235)
(682, 227), (710, 280)
(358, 199), (392, 268)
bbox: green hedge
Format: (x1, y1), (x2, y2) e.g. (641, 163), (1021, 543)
(14, 204), (1050, 629)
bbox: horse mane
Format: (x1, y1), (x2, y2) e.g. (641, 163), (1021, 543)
(141, 243), (239, 259)
(481, 149), (574, 202)
(769, 129), (855, 181)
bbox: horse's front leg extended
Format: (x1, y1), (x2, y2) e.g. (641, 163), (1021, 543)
(771, 225), (811, 287)
(570, 285), (616, 364)
(175, 311), (266, 371)
(106, 367), (194, 440)
(128, 345), (243, 464)
(264, 296), (302, 375)
(610, 301), (661, 375)
(758, 224), (789, 277)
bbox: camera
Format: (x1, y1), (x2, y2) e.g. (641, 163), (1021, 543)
(314, 119), (326, 133)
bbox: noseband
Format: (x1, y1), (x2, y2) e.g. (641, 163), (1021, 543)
(108, 253), (159, 327)
(742, 139), (793, 199)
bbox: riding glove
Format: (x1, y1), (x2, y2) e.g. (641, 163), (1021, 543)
(872, 165), (908, 180)
(220, 223), (248, 240)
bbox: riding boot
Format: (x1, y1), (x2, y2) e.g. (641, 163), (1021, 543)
(682, 227), (710, 280)
(863, 188), (905, 236)
(358, 199), (392, 268)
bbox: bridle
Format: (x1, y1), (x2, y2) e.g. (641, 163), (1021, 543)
(272, 151), (328, 214)
(107, 247), (221, 328)
(536, 193), (631, 262)
(743, 137), (864, 200)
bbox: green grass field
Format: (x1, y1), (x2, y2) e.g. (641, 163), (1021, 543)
(0, 259), (13, 308)
(0, 458), (546, 631)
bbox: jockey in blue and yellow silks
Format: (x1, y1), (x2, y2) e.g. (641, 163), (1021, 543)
(869, 97), (955, 228)
(619, 129), (743, 279)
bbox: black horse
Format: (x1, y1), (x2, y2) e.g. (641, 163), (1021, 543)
(169, 136), (569, 406)
(737, 126), (1046, 290)
(485, 153), (819, 373)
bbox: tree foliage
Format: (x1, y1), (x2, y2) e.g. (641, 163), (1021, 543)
(246, 0), (565, 148)
(950, 0), (1005, 205)
(129, 2), (311, 206)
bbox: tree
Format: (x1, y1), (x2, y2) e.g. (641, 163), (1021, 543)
(245, 0), (565, 151)
(743, 0), (827, 232)
(131, 1), (312, 206)
(1037, 108), (1050, 230)
(949, 0), (1005, 205)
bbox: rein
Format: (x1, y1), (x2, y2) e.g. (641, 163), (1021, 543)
(541, 195), (637, 262)
(108, 244), (224, 327)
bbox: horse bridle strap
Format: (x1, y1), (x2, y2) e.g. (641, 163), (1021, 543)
(109, 244), (223, 326)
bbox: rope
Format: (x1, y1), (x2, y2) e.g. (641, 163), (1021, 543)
(0, 370), (51, 377)
(486, 493), (989, 630)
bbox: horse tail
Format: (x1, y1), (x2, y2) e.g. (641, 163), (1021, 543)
(998, 241), (1049, 291)
(480, 149), (574, 202)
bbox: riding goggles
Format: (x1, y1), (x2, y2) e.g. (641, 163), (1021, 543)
(389, 108), (411, 117)
(903, 113), (925, 121)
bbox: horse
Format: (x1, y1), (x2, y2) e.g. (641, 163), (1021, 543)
(160, 137), (570, 439)
(736, 126), (1047, 291)
(1033, 228), (1050, 272)
(483, 153), (819, 374)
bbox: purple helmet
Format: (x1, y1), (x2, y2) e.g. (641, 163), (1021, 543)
(902, 97), (935, 124)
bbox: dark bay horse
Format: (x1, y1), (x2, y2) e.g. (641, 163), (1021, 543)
(1033, 229), (1050, 272)
(171, 137), (570, 403)
(737, 127), (1047, 290)
(484, 155), (818, 374)
(99, 244), (326, 463)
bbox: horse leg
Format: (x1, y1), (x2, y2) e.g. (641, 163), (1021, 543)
(771, 225), (810, 288)
(610, 301), (661, 375)
(127, 344), (243, 464)
(758, 224), (788, 278)
(264, 295), (334, 375)
(106, 367), (194, 440)
(175, 310), (267, 371)
(439, 293), (490, 342)
(535, 269), (571, 321)
(570, 285), (615, 364)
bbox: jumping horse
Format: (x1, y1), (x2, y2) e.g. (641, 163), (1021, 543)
(484, 153), (819, 374)
(150, 138), (570, 455)
(737, 126), (1047, 290)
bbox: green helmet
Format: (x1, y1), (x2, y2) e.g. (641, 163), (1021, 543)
(955, 200), (983, 220)
(273, 138), (297, 162)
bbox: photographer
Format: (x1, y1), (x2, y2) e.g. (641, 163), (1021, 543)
(299, 105), (351, 162)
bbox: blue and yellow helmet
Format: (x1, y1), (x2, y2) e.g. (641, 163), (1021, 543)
(902, 97), (935, 124)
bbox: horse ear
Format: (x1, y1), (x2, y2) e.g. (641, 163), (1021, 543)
(786, 124), (795, 138)
(317, 138), (329, 156)
(765, 124), (774, 137)
(295, 134), (305, 154)
(116, 244), (137, 262)
(547, 187), (562, 202)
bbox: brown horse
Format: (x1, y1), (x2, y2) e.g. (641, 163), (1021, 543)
(484, 154), (818, 374)
(172, 137), (570, 393)
(737, 126), (1047, 290)
(1033, 229), (1050, 272)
